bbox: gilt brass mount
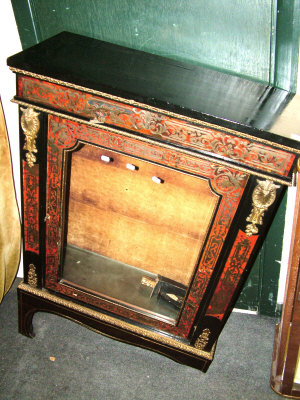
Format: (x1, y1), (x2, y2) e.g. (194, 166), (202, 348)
(28, 264), (38, 287)
(194, 328), (211, 350)
(21, 107), (40, 168)
(245, 179), (280, 236)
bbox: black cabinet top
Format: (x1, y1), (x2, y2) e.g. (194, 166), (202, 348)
(7, 31), (300, 149)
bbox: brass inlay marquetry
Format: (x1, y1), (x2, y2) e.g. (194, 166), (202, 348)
(12, 100), (292, 186)
(245, 179), (280, 236)
(10, 67), (300, 155)
(20, 107), (40, 168)
(194, 328), (211, 350)
(27, 264), (38, 287)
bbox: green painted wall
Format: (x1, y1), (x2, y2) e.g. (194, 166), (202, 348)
(13, 0), (276, 82)
(274, 0), (300, 91)
(12, 0), (300, 90)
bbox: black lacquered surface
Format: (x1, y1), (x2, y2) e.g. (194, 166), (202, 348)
(7, 31), (300, 149)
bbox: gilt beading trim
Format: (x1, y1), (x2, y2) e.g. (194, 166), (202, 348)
(18, 281), (215, 360)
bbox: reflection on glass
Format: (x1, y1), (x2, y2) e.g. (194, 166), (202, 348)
(62, 144), (218, 323)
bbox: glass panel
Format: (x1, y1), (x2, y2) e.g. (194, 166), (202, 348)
(61, 143), (218, 323)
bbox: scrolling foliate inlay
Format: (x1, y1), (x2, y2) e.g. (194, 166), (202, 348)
(21, 107), (40, 168)
(245, 179), (280, 236)
(211, 166), (247, 195)
(18, 75), (296, 178)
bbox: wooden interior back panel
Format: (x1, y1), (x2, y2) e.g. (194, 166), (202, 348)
(66, 144), (219, 286)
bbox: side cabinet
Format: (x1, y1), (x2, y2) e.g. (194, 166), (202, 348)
(8, 32), (300, 372)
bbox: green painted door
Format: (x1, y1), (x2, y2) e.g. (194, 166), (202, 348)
(11, 0), (299, 315)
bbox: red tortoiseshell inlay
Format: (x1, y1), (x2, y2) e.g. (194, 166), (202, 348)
(206, 230), (258, 320)
(23, 161), (39, 254)
(45, 115), (249, 338)
(17, 75), (295, 178)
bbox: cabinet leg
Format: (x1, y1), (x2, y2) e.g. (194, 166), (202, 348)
(18, 285), (35, 338)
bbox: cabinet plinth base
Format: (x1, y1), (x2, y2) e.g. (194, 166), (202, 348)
(17, 282), (214, 372)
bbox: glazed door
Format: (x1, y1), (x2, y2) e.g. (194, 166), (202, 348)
(44, 115), (249, 338)
(62, 144), (219, 323)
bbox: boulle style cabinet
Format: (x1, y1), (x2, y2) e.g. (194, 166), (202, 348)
(7, 32), (300, 372)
